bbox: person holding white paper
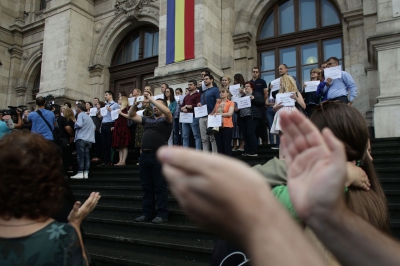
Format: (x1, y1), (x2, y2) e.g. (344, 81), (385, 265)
(323, 57), (357, 105)
(172, 88), (183, 145)
(271, 75), (306, 137)
(232, 74), (245, 151)
(164, 87), (177, 146)
(210, 87), (235, 156)
(181, 80), (202, 149)
(235, 82), (264, 157)
(303, 68), (322, 117)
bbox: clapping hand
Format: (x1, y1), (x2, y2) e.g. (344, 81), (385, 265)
(68, 192), (101, 228)
(279, 110), (347, 223)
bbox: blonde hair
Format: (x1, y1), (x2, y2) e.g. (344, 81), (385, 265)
(120, 96), (129, 109)
(221, 76), (231, 89)
(310, 68), (322, 81)
(133, 88), (142, 95)
(279, 75), (298, 93)
(63, 108), (75, 121)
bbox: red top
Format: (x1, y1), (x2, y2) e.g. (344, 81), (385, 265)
(182, 91), (201, 115)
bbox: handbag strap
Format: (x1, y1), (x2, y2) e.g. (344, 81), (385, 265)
(36, 110), (53, 132)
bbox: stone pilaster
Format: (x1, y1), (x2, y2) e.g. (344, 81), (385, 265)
(15, 86), (27, 105)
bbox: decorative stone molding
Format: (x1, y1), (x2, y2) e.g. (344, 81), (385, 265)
(88, 64), (105, 77)
(15, 86), (27, 97)
(367, 32), (400, 70)
(343, 8), (364, 29)
(114, 0), (157, 15)
(232, 32), (252, 50)
(22, 51), (29, 60)
(8, 47), (23, 59)
(95, 23), (103, 34)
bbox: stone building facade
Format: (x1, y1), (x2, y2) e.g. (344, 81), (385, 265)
(0, 0), (399, 137)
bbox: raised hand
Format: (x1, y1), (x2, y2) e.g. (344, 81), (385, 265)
(279, 110), (347, 223)
(68, 192), (101, 228)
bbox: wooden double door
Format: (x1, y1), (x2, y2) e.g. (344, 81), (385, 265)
(109, 56), (158, 97)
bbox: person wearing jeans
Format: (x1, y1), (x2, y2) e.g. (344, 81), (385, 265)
(182, 117), (201, 149)
(71, 104), (95, 179)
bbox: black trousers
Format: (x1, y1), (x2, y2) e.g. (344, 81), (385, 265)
(330, 95), (349, 104)
(240, 116), (259, 155)
(306, 104), (317, 118)
(215, 127), (233, 156)
(139, 152), (169, 219)
(101, 123), (114, 164)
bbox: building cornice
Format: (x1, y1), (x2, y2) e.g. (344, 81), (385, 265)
(367, 32), (400, 70)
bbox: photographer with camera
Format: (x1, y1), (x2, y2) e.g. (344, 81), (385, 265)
(28, 96), (56, 141)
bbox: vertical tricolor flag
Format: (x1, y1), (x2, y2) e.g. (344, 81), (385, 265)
(166, 0), (195, 64)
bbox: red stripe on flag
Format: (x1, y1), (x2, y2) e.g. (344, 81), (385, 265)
(184, 0), (195, 60)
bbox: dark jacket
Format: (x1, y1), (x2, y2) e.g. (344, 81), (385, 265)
(236, 91), (264, 119)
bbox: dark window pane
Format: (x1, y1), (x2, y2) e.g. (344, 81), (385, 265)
(153, 31), (159, 56)
(279, 0), (295, 35)
(115, 50), (123, 65)
(299, 0), (316, 30)
(301, 43), (318, 65)
(260, 51), (275, 71)
(323, 38), (342, 61)
(288, 68), (296, 78)
(280, 47), (296, 67)
(322, 0), (340, 26)
(123, 41), (131, 62)
(144, 30), (159, 58)
(131, 34), (140, 61)
(40, 0), (46, 10)
(302, 64), (318, 82)
(261, 71), (276, 85)
(260, 12), (274, 38)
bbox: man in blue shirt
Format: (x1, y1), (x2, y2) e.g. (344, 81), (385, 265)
(71, 104), (95, 179)
(323, 57), (357, 105)
(28, 97), (55, 140)
(98, 91), (119, 166)
(0, 112), (11, 139)
(198, 74), (221, 153)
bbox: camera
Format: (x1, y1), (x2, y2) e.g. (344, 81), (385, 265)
(44, 94), (55, 110)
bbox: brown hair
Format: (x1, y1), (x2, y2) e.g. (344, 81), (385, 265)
(63, 107), (75, 121)
(0, 131), (64, 220)
(310, 68), (322, 81)
(311, 101), (390, 233)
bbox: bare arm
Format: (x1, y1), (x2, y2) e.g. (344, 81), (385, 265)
(64, 125), (73, 137)
(149, 95), (173, 123)
(280, 110), (400, 266)
(263, 88), (269, 101)
(221, 106), (234, 117)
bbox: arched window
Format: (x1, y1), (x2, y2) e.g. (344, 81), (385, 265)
(257, 0), (342, 86)
(112, 28), (159, 66)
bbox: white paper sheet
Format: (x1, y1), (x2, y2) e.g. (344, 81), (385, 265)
(231, 95), (240, 103)
(323, 65), (342, 80)
(271, 78), (281, 92)
(276, 93), (295, 107)
(207, 115), (222, 127)
(136, 110), (144, 117)
(154, 94), (165, 100)
(194, 105), (208, 118)
(237, 96), (251, 109)
(100, 107), (107, 116)
(179, 112), (194, 123)
(304, 81), (321, 93)
(175, 95), (180, 103)
(111, 109), (119, 120)
(128, 97), (135, 106)
(89, 108), (97, 116)
(136, 96), (144, 102)
(229, 84), (241, 96)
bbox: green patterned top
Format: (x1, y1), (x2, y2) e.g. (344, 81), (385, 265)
(0, 221), (86, 266)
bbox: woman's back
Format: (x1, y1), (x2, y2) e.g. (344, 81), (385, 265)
(0, 221), (85, 266)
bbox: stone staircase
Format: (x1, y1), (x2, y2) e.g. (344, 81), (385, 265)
(69, 137), (400, 265)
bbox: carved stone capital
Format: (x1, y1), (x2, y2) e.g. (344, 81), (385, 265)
(15, 86), (28, 97)
(88, 64), (105, 77)
(232, 32), (252, 50)
(8, 47), (23, 59)
(367, 32), (400, 70)
(114, 0), (157, 16)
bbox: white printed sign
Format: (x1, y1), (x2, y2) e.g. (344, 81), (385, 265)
(194, 105), (208, 118)
(154, 94), (165, 100)
(100, 107), (107, 116)
(111, 109), (119, 120)
(324, 65), (342, 80)
(276, 93), (295, 107)
(136, 110), (144, 117)
(271, 78), (281, 92)
(229, 84), (241, 96)
(136, 96), (145, 102)
(89, 108), (97, 117)
(207, 115), (222, 127)
(237, 96), (251, 109)
(128, 97), (135, 106)
(179, 112), (194, 123)
(304, 81), (320, 93)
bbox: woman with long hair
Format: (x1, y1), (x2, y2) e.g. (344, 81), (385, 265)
(164, 87), (177, 146)
(111, 96), (132, 166)
(62, 107), (76, 174)
(211, 86), (235, 156)
(270, 75), (306, 135)
(173, 88), (183, 145)
(303, 68), (322, 117)
(232, 74), (245, 151)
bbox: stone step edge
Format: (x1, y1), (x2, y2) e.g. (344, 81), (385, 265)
(91, 205), (186, 215)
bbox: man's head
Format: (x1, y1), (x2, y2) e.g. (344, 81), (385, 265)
(64, 102), (71, 109)
(160, 83), (169, 94)
(278, 64), (288, 76)
(188, 79), (197, 92)
(36, 96), (46, 107)
(93, 97), (99, 105)
(326, 57), (339, 68)
(201, 70), (210, 80)
(76, 103), (86, 114)
(104, 91), (114, 102)
(53, 105), (61, 116)
(203, 74), (214, 87)
(153, 99), (168, 118)
(320, 62), (327, 70)
(77, 99), (86, 105)
(252, 67), (260, 79)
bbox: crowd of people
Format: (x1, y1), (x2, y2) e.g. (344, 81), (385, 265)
(4, 55), (389, 265)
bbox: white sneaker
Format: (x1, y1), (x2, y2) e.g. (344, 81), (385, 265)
(71, 172), (84, 179)
(83, 171), (89, 179)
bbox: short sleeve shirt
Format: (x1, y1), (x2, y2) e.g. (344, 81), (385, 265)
(28, 108), (55, 140)
(250, 78), (267, 97)
(182, 91), (201, 114)
(141, 116), (173, 151)
(200, 87), (221, 114)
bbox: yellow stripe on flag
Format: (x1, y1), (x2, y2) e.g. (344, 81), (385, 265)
(174, 0), (185, 62)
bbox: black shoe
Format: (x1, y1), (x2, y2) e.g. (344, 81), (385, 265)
(97, 163), (107, 166)
(135, 216), (151, 222)
(152, 217), (168, 224)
